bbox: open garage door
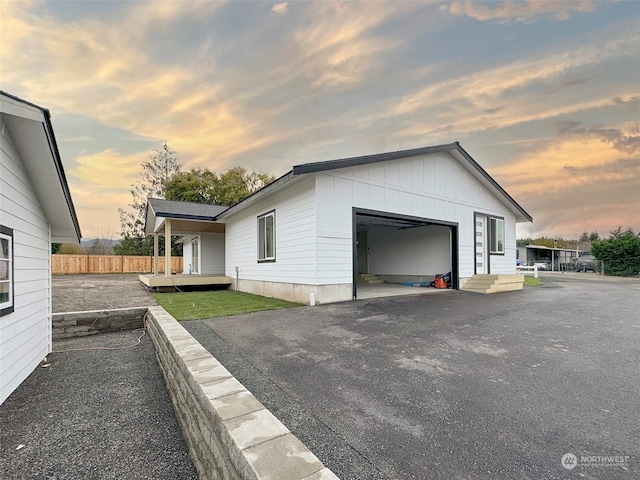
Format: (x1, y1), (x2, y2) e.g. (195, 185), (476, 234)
(353, 208), (458, 299)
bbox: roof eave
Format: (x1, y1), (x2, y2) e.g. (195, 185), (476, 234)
(0, 91), (82, 243)
(291, 143), (460, 175)
(450, 144), (533, 223)
(42, 108), (82, 242)
(153, 212), (217, 222)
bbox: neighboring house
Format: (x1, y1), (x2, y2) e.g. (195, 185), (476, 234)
(143, 142), (532, 303)
(518, 245), (581, 271)
(0, 92), (81, 405)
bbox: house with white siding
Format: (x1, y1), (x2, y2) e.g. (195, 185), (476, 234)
(143, 143), (532, 302)
(0, 92), (81, 405)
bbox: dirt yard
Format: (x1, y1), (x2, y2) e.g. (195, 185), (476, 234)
(52, 274), (157, 313)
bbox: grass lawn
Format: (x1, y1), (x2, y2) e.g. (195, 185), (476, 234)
(523, 276), (542, 286)
(151, 290), (302, 321)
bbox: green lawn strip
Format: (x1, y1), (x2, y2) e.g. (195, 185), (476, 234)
(523, 276), (542, 287)
(151, 290), (302, 321)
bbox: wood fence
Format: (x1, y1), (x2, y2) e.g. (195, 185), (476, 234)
(52, 255), (183, 274)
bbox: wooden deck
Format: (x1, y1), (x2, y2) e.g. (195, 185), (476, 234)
(139, 274), (232, 290)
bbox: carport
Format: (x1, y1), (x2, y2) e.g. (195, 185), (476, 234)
(352, 208), (458, 299)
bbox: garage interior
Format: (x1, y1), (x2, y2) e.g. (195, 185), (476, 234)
(353, 209), (458, 299)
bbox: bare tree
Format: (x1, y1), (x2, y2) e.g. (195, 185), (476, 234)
(87, 228), (116, 255)
(116, 143), (181, 255)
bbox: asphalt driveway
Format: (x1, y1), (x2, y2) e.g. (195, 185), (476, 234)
(185, 274), (640, 479)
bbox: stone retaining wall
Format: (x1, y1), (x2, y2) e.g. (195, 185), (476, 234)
(146, 306), (338, 480)
(52, 307), (147, 339)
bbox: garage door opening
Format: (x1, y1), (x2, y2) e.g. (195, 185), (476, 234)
(353, 208), (458, 299)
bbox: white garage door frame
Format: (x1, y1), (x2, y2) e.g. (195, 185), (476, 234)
(352, 207), (459, 299)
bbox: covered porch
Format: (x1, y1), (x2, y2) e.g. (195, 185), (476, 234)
(141, 198), (232, 292)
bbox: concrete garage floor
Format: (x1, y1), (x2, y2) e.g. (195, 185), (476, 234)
(356, 282), (451, 299)
(184, 274), (640, 480)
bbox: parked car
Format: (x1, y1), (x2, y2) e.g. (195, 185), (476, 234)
(575, 255), (596, 272)
(533, 262), (548, 271)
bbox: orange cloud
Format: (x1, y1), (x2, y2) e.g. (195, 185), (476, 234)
(496, 134), (640, 237)
(67, 149), (148, 236)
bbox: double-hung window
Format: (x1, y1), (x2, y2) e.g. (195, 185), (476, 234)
(257, 210), (275, 262)
(0, 226), (14, 316)
(489, 217), (505, 254)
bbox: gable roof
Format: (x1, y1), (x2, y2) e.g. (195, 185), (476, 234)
(219, 142), (532, 223)
(147, 198), (227, 220)
(0, 91), (81, 242)
(144, 198), (228, 234)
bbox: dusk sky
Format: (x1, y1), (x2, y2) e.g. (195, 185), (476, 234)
(1, 0), (638, 240)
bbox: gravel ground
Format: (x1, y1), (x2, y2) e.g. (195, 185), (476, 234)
(0, 331), (196, 479)
(53, 274), (157, 313)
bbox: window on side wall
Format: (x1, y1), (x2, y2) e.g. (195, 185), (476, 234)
(490, 217), (505, 254)
(0, 226), (14, 316)
(257, 210), (275, 262)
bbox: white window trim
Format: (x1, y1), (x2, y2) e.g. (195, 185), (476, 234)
(257, 210), (276, 262)
(489, 217), (505, 255)
(0, 226), (14, 316)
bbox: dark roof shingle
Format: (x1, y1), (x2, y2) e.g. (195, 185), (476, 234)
(148, 198), (228, 221)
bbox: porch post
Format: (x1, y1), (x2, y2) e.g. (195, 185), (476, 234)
(153, 233), (159, 275)
(164, 219), (172, 278)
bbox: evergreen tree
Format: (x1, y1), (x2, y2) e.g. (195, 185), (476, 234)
(591, 227), (640, 276)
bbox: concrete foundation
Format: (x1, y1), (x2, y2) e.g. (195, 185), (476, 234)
(232, 279), (352, 305)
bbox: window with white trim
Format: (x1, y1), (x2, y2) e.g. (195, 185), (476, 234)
(257, 210), (275, 262)
(490, 217), (505, 254)
(0, 226), (14, 316)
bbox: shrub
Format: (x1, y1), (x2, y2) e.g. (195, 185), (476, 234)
(591, 227), (640, 276)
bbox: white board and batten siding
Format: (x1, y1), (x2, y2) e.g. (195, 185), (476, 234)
(315, 151), (518, 284)
(0, 125), (52, 406)
(225, 176), (317, 285)
(201, 233), (225, 274)
(182, 233), (225, 274)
